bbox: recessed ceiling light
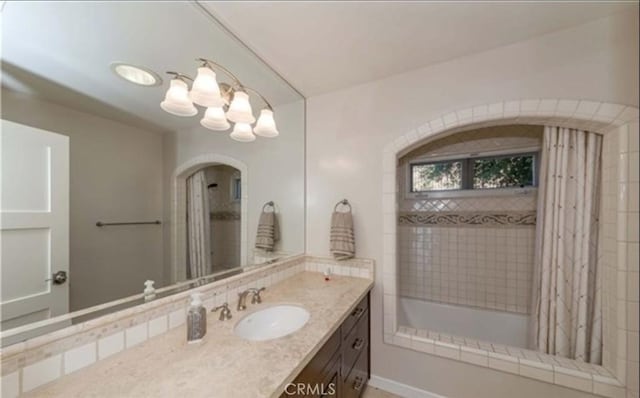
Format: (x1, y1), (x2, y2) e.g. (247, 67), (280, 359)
(110, 62), (162, 87)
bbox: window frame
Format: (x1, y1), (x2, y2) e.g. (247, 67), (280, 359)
(406, 149), (539, 198)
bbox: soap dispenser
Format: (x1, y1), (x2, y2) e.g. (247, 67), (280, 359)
(187, 292), (207, 343)
(143, 280), (156, 301)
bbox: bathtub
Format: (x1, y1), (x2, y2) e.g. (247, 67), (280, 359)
(398, 296), (530, 348)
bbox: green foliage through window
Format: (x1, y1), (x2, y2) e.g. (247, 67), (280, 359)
(412, 162), (462, 191)
(410, 153), (536, 192)
(473, 155), (534, 189)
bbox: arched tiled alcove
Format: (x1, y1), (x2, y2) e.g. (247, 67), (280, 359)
(171, 154), (249, 283)
(381, 99), (639, 396)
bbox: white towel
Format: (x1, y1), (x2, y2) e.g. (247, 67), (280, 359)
(330, 211), (355, 260)
(255, 211), (279, 251)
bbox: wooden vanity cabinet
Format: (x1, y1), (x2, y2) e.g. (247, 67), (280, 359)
(282, 292), (370, 398)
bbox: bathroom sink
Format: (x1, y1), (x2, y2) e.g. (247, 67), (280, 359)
(234, 305), (310, 341)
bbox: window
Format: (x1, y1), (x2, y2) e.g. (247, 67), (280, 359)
(411, 161), (462, 191)
(472, 154), (535, 189)
(232, 178), (241, 201)
(410, 152), (537, 193)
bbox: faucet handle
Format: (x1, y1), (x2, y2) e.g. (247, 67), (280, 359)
(212, 302), (232, 321)
(251, 287), (266, 304)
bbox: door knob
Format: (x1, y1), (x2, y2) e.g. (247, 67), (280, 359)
(46, 271), (68, 285)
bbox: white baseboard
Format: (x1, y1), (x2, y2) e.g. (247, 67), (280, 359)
(368, 375), (447, 398)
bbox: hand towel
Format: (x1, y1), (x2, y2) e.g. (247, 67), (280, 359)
(255, 211), (279, 251)
(330, 211), (355, 260)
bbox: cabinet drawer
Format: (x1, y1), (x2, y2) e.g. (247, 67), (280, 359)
(343, 344), (369, 398)
(342, 309), (368, 380)
(341, 295), (368, 339)
(284, 327), (340, 397)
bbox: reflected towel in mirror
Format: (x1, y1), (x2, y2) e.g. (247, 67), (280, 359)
(255, 211), (279, 251)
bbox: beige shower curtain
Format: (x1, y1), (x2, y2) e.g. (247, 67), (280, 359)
(186, 170), (212, 279)
(533, 126), (602, 363)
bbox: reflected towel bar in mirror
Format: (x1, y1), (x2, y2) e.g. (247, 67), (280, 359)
(96, 220), (162, 227)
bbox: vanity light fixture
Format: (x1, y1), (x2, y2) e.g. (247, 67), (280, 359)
(160, 58), (279, 142)
(160, 74), (198, 117)
(110, 62), (162, 87)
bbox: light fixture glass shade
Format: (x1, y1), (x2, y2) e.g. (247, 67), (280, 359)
(253, 109), (279, 138)
(160, 79), (197, 117)
(226, 91), (255, 124)
(200, 107), (230, 131)
(190, 67), (224, 107)
(230, 122), (256, 142)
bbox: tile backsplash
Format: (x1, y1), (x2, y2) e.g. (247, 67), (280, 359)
(398, 224), (535, 314)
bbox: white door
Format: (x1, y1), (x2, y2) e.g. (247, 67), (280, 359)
(1, 119), (69, 331)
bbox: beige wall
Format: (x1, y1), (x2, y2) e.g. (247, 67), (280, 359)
(1, 89), (165, 311)
(306, 12), (638, 398)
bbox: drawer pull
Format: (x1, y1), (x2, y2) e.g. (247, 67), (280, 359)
(353, 376), (364, 391)
(351, 307), (364, 318)
(352, 337), (365, 351)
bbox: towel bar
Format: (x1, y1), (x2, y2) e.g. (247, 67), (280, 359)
(96, 220), (162, 227)
(262, 201), (275, 212)
(334, 199), (352, 212)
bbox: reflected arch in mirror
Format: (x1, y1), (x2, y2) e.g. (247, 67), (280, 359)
(171, 154), (248, 284)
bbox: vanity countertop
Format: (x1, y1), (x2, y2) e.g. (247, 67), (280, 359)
(23, 271), (373, 398)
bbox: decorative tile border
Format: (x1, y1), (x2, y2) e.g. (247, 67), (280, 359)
(0, 255), (374, 397)
(398, 211), (536, 227)
(381, 99), (640, 398)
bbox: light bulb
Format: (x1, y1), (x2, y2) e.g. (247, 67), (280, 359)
(230, 122), (256, 142)
(200, 107), (230, 131)
(253, 109), (279, 138)
(190, 67), (224, 107)
(160, 79), (197, 117)
(226, 91), (255, 124)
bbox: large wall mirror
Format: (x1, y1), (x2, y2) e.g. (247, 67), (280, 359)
(0, 1), (305, 345)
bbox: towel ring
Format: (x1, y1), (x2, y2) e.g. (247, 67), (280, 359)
(262, 201), (275, 212)
(334, 199), (352, 212)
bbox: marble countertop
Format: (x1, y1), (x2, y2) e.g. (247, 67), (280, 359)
(24, 271), (373, 398)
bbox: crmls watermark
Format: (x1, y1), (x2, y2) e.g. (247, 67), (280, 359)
(283, 383), (336, 396)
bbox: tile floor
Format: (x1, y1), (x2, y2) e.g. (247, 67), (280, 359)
(362, 385), (402, 398)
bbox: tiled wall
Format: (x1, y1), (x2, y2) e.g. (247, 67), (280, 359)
(397, 128), (539, 314)
(398, 224), (535, 313)
(205, 165), (242, 270)
(381, 99), (640, 398)
(601, 129), (620, 376)
(599, 122), (640, 397)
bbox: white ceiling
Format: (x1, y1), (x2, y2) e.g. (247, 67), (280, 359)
(205, 1), (635, 97)
(1, 1), (302, 133)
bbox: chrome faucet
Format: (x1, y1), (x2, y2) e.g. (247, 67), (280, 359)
(237, 287), (266, 311)
(212, 302), (232, 321)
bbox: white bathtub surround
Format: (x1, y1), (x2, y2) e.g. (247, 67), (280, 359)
(0, 255), (374, 396)
(533, 127), (603, 363)
(375, 97), (639, 398)
(398, 298), (529, 348)
(395, 324), (620, 395)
